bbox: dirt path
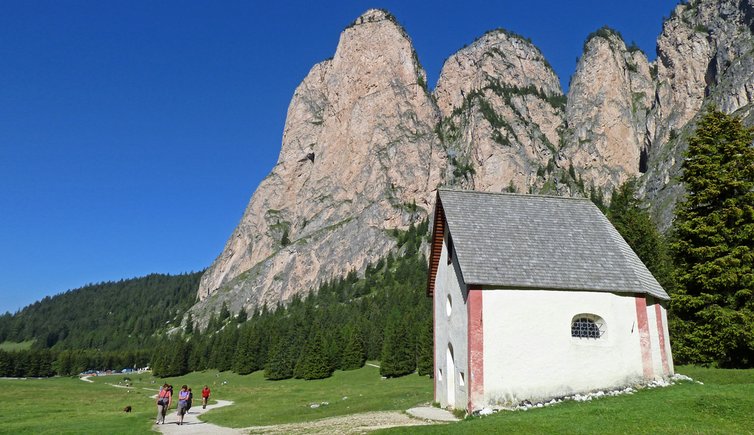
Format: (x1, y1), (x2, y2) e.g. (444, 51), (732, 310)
(155, 400), (239, 434)
(244, 411), (438, 434)
(89, 377), (452, 434)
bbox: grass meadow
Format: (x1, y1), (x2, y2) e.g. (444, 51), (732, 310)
(0, 375), (155, 434)
(380, 366), (754, 434)
(0, 365), (752, 434)
(0, 340), (33, 351)
(124, 363), (431, 427)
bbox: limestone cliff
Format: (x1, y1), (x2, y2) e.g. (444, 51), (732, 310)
(433, 30), (566, 194)
(193, 9), (444, 320)
(560, 28), (654, 195)
(643, 0), (754, 228)
(193, 2), (754, 320)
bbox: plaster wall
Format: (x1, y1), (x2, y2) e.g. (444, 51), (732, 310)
(647, 297), (674, 376)
(662, 303), (674, 374)
(646, 297), (662, 376)
(434, 231), (468, 409)
(481, 289), (648, 406)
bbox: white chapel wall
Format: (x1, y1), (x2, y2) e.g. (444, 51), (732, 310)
(434, 229), (468, 409)
(481, 289), (646, 406)
(646, 296), (674, 377)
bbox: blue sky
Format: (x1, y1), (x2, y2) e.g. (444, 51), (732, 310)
(0, 0), (680, 314)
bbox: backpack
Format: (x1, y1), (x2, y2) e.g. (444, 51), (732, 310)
(158, 389), (170, 405)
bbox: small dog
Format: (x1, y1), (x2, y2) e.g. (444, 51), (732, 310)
(123, 406), (132, 413)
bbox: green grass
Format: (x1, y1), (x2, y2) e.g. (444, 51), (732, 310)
(379, 366), (754, 434)
(0, 340), (34, 351)
(0, 375), (156, 434)
(4, 365), (752, 434)
(122, 363), (432, 427)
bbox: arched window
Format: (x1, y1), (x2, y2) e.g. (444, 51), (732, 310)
(571, 314), (606, 339)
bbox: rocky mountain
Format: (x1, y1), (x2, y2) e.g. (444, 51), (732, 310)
(192, 1), (754, 322)
(643, 0), (754, 227)
(560, 28), (654, 193)
(192, 10), (444, 321)
(434, 29), (565, 194)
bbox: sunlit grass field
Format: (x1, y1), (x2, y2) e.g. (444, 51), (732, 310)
(0, 363), (431, 433)
(0, 340), (34, 351)
(0, 375), (155, 434)
(380, 366), (754, 434)
(1, 365), (752, 434)
(124, 363), (432, 427)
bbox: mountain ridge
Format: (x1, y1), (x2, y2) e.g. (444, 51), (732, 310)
(192, 1), (754, 323)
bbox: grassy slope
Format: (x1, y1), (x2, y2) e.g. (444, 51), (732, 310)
(0, 340), (34, 351)
(0, 364), (431, 433)
(131, 363), (432, 427)
(3, 366), (752, 434)
(0, 375), (155, 434)
(379, 366), (754, 434)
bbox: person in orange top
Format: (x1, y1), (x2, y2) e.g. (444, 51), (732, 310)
(201, 385), (211, 409)
(155, 383), (172, 424)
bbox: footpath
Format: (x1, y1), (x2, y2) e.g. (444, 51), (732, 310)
(154, 400), (238, 435)
(154, 403), (456, 434)
(83, 376), (457, 433)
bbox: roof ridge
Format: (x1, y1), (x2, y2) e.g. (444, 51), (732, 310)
(438, 188), (593, 202)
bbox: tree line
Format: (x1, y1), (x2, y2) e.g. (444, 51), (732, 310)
(1, 107), (752, 375)
(151, 220), (433, 380)
(0, 348), (151, 378)
(0, 272), (202, 350)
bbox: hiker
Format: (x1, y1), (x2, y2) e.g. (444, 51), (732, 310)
(155, 383), (172, 425)
(186, 388), (193, 412)
(176, 385), (190, 425)
(201, 385), (211, 409)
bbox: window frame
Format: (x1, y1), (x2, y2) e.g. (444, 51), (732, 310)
(571, 314), (606, 340)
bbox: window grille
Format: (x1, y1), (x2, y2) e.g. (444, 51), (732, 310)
(571, 315), (605, 339)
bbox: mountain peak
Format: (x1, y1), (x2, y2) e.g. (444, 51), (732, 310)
(353, 8), (391, 24)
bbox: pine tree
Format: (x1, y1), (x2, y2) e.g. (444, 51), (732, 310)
(0, 350), (12, 376)
(214, 327), (239, 372)
(340, 324), (366, 371)
(264, 336), (294, 380)
(607, 178), (674, 290)
(236, 307), (248, 324)
(219, 302), (231, 323)
(233, 323), (261, 375)
(416, 310), (434, 377)
(184, 313), (194, 335)
(670, 107), (754, 367)
(380, 310), (416, 377)
(166, 338), (190, 376)
(294, 328), (333, 380)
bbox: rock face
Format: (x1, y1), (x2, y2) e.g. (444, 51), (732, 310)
(433, 30), (565, 194)
(193, 9), (444, 320)
(194, 1), (754, 320)
(560, 29), (654, 194)
(643, 0), (754, 228)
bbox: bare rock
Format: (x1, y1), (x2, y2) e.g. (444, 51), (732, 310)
(194, 9), (443, 318)
(561, 29), (653, 195)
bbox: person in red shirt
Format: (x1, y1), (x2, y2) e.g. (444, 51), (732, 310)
(201, 385), (211, 409)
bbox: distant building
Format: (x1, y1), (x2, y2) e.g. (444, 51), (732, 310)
(427, 189), (674, 413)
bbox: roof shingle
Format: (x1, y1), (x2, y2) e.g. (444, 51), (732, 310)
(438, 189), (669, 300)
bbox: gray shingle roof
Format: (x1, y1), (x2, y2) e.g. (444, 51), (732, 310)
(438, 189), (669, 300)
